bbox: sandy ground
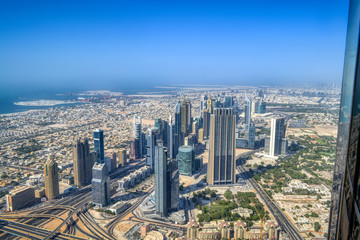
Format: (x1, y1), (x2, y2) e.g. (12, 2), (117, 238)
(127, 118), (155, 126)
(287, 124), (337, 138)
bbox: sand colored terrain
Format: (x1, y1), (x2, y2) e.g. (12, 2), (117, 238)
(127, 118), (154, 126)
(287, 124), (337, 138)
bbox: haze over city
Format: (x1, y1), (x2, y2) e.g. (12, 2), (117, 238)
(1, 1), (360, 240)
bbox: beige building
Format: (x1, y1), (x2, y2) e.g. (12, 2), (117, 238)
(44, 155), (59, 200)
(187, 220), (199, 240)
(218, 220), (230, 239)
(6, 186), (35, 211)
(118, 148), (127, 165)
(234, 220), (246, 239)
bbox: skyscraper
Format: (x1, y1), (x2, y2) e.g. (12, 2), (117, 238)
(167, 159), (179, 211)
(154, 143), (168, 217)
(44, 155), (59, 200)
(203, 109), (210, 139)
(244, 95), (252, 127)
(73, 138), (92, 187)
(134, 116), (143, 158)
(268, 118), (287, 156)
(146, 127), (158, 169)
(177, 145), (195, 176)
(94, 129), (104, 163)
(207, 97), (213, 114)
(174, 101), (181, 135)
(329, 0), (360, 238)
(92, 163), (110, 207)
(168, 115), (174, 159)
(224, 96), (234, 108)
(180, 98), (192, 136)
(207, 108), (236, 185)
(247, 123), (256, 149)
(200, 95), (208, 118)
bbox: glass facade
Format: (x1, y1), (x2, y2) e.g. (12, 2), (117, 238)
(329, 0), (360, 239)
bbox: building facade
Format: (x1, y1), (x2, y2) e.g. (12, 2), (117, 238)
(44, 155), (59, 200)
(207, 108), (236, 185)
(177, 145), (195, 176)
(94, 129), (104, 163)
(92, 163), (110, 207)
(154, 143), (168, 217)
(73, 138), (93, 187)
(6, 186), (35, 211)
(268, 117), (287, 156)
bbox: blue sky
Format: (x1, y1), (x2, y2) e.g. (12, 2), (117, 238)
(0, 0), (349, 91)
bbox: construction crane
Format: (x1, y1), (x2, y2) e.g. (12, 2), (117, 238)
(251, 200), (267, 240)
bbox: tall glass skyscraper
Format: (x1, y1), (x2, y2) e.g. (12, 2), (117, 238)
(329, 0), (360, 239)
(244, 95), (252, 128)
(207, 108), (236, 185)
(94, 129), (104, 163)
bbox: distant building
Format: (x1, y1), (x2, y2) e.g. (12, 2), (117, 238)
(267, 118), (288, 156)
(247, 123), (256, 149)
(6, 186), (35, 211)
(118, 148), (127, 166)
(198, 128), (204, 142)
(92, 163), (110, 207)
(73, 138), (93, 187)
(44, 155), (59, 200)
(94, 129), (105, 163)
(244, 95), (252, 127)
(202, 109), (210, 139)
(180, 98), (192, 136)
(146, 127), (159, 169)
(224, 96), (234, 108)
(177, 145), (195, 176)
(134, 116), (143, 158)
(207, 108), (236, 185)
(111, 152), (117, 170)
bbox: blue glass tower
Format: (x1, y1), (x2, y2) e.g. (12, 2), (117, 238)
(94, 129), (104, 163)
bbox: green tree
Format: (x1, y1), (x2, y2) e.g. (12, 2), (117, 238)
(224, 189), (234, 200)
(314, 222), (321, 232)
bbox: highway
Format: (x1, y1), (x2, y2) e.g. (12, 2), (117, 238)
(0, 160), (146, 239)
(238, 165), (303, 240)
(106, 186), (154, 236)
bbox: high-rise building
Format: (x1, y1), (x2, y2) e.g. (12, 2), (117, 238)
(177, 145), (195, 176)
(251, 100), (259, 114)
(118, 148), (127, 166)
(174, 101), (181, 135)
(168, 115), (174, 159)
(154, 143), (168, 217)
(92, 163), (110, 207)
(146, 127), (158, 169)
(6, 186), (35, 212)
(244, 95), (252, 127)
(180, 98), (192, 136)
(207, 108), (236, 185)
(167, 159), (179, 211)
(224, 96), (234, 108)
(234, 221), (246, 239)
(207, 97), (213, 114)
(203, 109), (210, 139)
(73, 138), (92, 187)
(134, 116), (143, 158)
(94, 129), (104, 163)
(268, 118), (287, 156)
(200, 95), (208, 118)
(329, 0), (360, 238)
(247, 123), (256, 149)
(198, 128), (204, 142)
(44, 155), (59, 200)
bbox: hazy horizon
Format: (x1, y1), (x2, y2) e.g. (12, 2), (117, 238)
(0, 0), (349, 92)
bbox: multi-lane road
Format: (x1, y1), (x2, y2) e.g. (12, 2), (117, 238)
(238, 165), (303, 240)
(0, 160), (147, 239)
